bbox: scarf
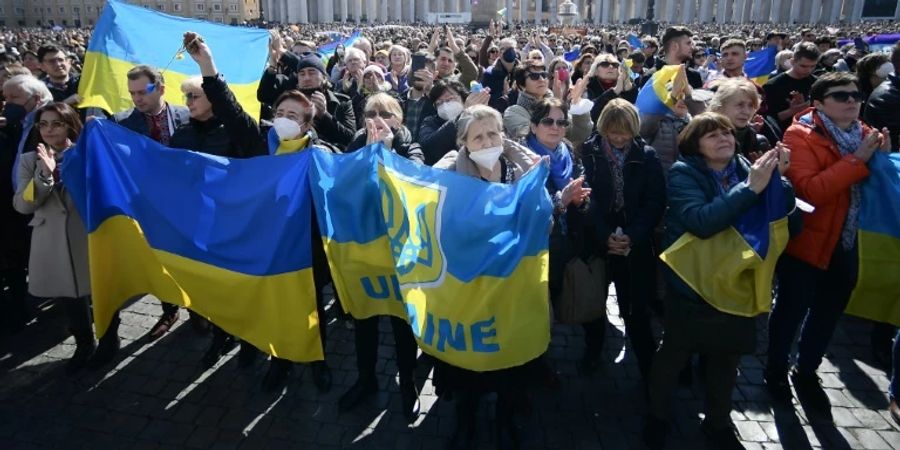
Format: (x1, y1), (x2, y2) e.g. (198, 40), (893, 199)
(516, 90), (551, 112)
(710, 158), (740, 195)
(526, 133), (573, 192)
(816, 110), (863, 250)
(601, 137), (628, 211)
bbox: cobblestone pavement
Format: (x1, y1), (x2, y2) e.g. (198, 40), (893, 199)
(1, 292), (898, 450)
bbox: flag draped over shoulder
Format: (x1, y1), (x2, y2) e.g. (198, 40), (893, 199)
(846, 152), (900, 326)
(310, 144), (552, 372)
(745, 46), (777, 86)
(635, 65), (681, 116)
(660, 175), (790, 317)
(62, 120), (322, 362)
(79, 0), (268, 119)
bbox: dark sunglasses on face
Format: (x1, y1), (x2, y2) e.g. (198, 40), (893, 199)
(184, 92), (204, 101)
(539, 117), (570, 128)
(598, 61), (619, 69)
(364, 110), (395, 119)
(527, 71), (549, 80)
(489, 49), (499, 54)
(824, 91), (863, 103)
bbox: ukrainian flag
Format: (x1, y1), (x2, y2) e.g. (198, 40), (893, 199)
(318, 31), (361, 63)
(660, 174), (790, 317)
(846, 152), (900, 326)
(745, 46), (777, 86)
(62, 120), (323, 362)
(310, 144), (552, 371)
(636, 65), (681, 116)
(79, 0), (268, 119)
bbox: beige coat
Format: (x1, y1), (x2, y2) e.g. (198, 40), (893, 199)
(13, 151), (90, 298)
(434, 138), (539, 183)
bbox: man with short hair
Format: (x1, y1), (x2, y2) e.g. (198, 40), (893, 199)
(764, 42), (820, 133)
(37, 45), (80, 105)
(402, 52), (437, 142)
(654, 26), (702, 89)
(766, 31), (787, 51)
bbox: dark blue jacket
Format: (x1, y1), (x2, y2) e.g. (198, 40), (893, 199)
(112, 103), (190, 139)
(417, 115), (456, 166)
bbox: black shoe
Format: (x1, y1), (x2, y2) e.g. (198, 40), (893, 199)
(678, 364), (693, 387)
(88, 332), (120, 369)
(496, 396), (520, 450)
(642, 415), (669, 450)
(237, 341), (259, 368)
(261, 358), (291, 392)
(338, 377), (377, 412)
(791, 367), (831, 414)
(311, 361), (332, 392)
(400, 380), (420, 421)
(700, 419), (745, 450)
(148, 311), (178, 341)
(66, 339), (96, 374)
(188, 312), (210, 335)
(448, 405), (476, 450)
(764, 368), (792, 404)
(577, 351), (602, 375)
(201, 334), (235, 368)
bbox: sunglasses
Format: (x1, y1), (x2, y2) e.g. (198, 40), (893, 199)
(526, 71), (549, 81)
(489, 49), (499, 54)
(37, 120), (66, 130)
(184, 92), (204, 101)
(364, 110), (395, 119)
(824, 91), (863, 103)
(598, 61), (620, 68)
(538, 117), (570, 128)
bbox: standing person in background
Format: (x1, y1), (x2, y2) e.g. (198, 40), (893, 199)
(763, 43), (820, 135)
(863, 42), (900, 151)
(37, 45), (79, 106)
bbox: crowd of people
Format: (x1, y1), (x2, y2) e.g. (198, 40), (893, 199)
(1, 18), (899, 450)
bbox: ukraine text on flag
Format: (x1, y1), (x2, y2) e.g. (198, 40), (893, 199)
(845, 152), (900, 326)
(310, 144), (553, 372)
(62, 119), (323, 362)
(79, 0), (269, 119)
(660, 174), (791, 317)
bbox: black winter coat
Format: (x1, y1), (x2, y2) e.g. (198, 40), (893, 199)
(170, 117), (246, 158)
(417, 115), (457, 165)
(345, 126), (425, 164)
(864, 74), (900, 152)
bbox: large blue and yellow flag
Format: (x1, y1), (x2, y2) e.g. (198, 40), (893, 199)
(310, 145), (552, 371)
(846, 152), (900, 326)
(317, 31), (361, 64)
(745, 46), (777, 86)
(62, 120), (322, 362)
(79, 0), (268, 118)
(636, 65), (682, 116)
(660, 174), (790, 317)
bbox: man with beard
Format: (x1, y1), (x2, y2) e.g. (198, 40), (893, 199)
(258, 46), (356, 150)
(649, 26), (702, 90)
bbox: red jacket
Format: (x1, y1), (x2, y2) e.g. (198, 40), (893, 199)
(782, 107), (872, 270)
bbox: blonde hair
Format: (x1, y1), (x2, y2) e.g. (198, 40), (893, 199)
(596, 98), (640, 137)
(364, 92), (403, 122)
(708, 78), (760, 113)
(389, 45), (410, 67)
(589, 53), (619, 77)
(180, 76), (203, 93)
(456, 105), (503, 147)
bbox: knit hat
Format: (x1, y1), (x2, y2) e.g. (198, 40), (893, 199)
(362, 63), (386, 79)
(295, 53), (326, 75)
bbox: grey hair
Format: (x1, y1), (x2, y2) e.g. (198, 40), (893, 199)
(456, 105), (503, 148)
(3, 74), (52, 104)
(180, 76), (203, 93)
(344, 47), (367, 63)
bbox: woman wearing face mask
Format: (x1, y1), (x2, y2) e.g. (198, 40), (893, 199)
(183, 32), (337, 393)
(586, 53), (637, 123)
(12, 103), (92, 374)
(708, 78), (772, 161)
(578, 99), (665, 381)
(433, 105), (541, 448)
(418, 80), (491, 165)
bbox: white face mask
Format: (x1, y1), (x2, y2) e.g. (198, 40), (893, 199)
(437, 101), (464, 121)
(468, 145), (503, 170)
(272, 117), (303, 141)
(876, 62), (894, 79)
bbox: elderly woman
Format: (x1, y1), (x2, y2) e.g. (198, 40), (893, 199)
(434, 105), (541, 448)
(578, 99), (665, 379)
(386, 44), (410, 95)
(503, 60), (593, 151)
(586, 53), (638, 122)
(418, 80), (491, 165)
(708, 78), (771, 161)
(766, 73), (892, 412)
(12, 103), (92, 373)
(348, 64), (393, 129)
(645, 112), (794, 450)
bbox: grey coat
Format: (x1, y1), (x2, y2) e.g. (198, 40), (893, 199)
(13, 151), (90, 298)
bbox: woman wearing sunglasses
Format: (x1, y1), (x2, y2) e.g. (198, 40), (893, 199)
(766, 73), (892, 411)
(12, 102), (93, 373)
(503, 60), (593, 152)
(578, 99), (665, 380)
(586, 53), (637, 123)
(345, 92), (423, 163)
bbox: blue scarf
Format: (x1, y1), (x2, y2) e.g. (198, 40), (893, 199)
(711, 159), (740, 195)
(526, 133), (573, 192)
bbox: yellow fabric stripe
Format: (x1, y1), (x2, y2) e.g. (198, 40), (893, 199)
(660, 218), (789, 317)
(78, 52), (262, 120)
(846, 230), (900, 326)
(23, 179), (35, 203)
(90, 215), (322, 361)
(276, 134), (311, 155)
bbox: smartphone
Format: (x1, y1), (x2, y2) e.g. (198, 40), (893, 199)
(557, 68), (569, 82)
(410, 54), (427, 80)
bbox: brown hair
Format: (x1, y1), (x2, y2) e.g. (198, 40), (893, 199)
(677, 112), (735, 157)
(33, 102), (83, 143)
(126, 64), (165, 85)
(273, 90), (315, 123)
(530, 97), (569, 125)
(596, 98), (640, 137)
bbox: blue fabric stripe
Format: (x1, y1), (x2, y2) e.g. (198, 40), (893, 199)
(733, 172), (786, 259)
(745, 46), (777, 79)
(62, 119), (313, 276)
(860, 152), (900, 239)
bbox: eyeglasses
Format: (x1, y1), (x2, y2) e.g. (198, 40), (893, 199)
(489, 49), (499, 54)
(598, 61), (620, 69)
(824, 91), (863, 103)
(527, 71), (549, 81)
(184, 92), (204, 101)
(538, 117), (570, 128)
(37, 120), (66, 130)
(364, 110), (395, 119)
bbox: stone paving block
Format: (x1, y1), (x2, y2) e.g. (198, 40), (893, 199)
(878, 430), (900, 449)
(735, 420), (769, 442)
(853, 428), (893, 449)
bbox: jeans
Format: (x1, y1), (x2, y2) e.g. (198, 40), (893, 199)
(891, 328), (900, 400)
(767, 244), (858, 374)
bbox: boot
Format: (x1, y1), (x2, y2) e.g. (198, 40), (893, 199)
(88, 312), (121, 369)
(338, 374), (377, 412)
(64, 297), (96, 374)
(201, 327), (235, 368)
(262, 357), (292, 392)
(399, 373), (420, 422)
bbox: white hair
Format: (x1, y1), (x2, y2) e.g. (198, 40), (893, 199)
(180, 76), (203, 93)
(344, 46), (367, 63)
(456, 105), (503, 147)
(3, 74), (53, 104)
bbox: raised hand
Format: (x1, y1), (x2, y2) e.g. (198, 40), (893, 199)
(36, 143), (56, 178)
